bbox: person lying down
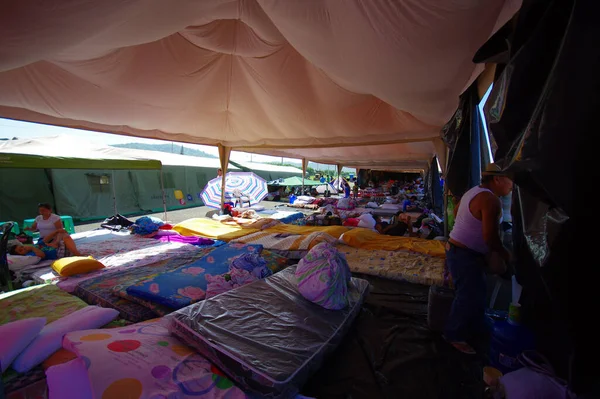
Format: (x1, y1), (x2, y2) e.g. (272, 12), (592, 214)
(374, 213), (418, 237)
(9, 228), (83, 260)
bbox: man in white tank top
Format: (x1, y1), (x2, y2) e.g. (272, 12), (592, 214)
(444, 163), (513, 354)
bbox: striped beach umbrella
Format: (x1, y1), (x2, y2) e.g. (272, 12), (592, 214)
(200, 171), (268, 209)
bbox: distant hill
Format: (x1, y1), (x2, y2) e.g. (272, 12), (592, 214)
(112, 143), (217, 158)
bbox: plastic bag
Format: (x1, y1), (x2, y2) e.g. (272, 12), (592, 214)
(295, 242), (351, 310)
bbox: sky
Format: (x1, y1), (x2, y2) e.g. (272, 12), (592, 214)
(0, 118), (344, 172)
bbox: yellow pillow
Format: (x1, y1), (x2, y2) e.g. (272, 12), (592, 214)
(51, 256), (104, 277)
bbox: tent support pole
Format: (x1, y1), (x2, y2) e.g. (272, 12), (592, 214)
(443, 183), (449, 238)
(336, 164), (342, 192)
(160, 169), (167, 221)
(443, 145), (450, 238)
(111, 170), (117, 216)
(218, 145), (231, 213)
(302, 158), (308, 195)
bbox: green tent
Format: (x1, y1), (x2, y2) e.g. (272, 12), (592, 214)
(268, 176), (323, 186)
(0, 137), (164, 225)
(0, 153), (160, 170)
(227, 160), (302, 181)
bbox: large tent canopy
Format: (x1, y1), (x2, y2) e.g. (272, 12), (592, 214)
(0, 136), (161, 169)
(245, 141), (443, 172)
(0, 0), (520, 170)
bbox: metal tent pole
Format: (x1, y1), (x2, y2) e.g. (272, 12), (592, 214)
(111, 170), (117, 216)
(302, 158), (308, 195)
(218, 145), (231, 213)
(160, 169), (167, 221)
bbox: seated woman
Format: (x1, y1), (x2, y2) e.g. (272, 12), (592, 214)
(22, 203), (82, 257)
(24, 203), (66, 244)
(9, 227), (82, 259)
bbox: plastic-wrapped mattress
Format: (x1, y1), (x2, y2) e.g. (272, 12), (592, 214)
(168, 265), (370, 398)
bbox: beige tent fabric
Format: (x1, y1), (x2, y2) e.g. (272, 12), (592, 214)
(0, 0), (521, 165)
(244, 140), (444, 172)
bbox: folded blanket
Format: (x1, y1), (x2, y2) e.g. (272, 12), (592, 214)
(230, 252), (272, 279)
(206, 268), (258, 299)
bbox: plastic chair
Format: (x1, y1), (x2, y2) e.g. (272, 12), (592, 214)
(232, 189), (251, 208)
(1, 222), (15, 291)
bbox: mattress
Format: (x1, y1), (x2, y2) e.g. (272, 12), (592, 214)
(62, 320), (245, 399)
(0, 284), (87, 325)
(263, 224), (349, 238)
(338, 244), (449, 286)
(110, 248), (290, 317)
(173, 218), (259, 241)
(22, 229), (199, 286)
(266, 210), (305, 224)
(339, 228), (446, 257)
(169, 266), (370, 398)
(230, 231), (338, 260)
(126, 243), (264, 309)
(73, 247), (211, 322)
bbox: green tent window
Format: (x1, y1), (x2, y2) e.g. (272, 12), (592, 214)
(162, 172), (175, 188)
(86, 173), (111, 194)
(196, 172), (207, 187)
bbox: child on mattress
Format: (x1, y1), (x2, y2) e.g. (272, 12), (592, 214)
(9, 228), (83, 260)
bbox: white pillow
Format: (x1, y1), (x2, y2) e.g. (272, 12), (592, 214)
(12, 306), (119, 373)
(7, 254), (41, 271)
(0, 317), (46, 372)
(46, 358), (94, 399)
(357, 214), (376, 229)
